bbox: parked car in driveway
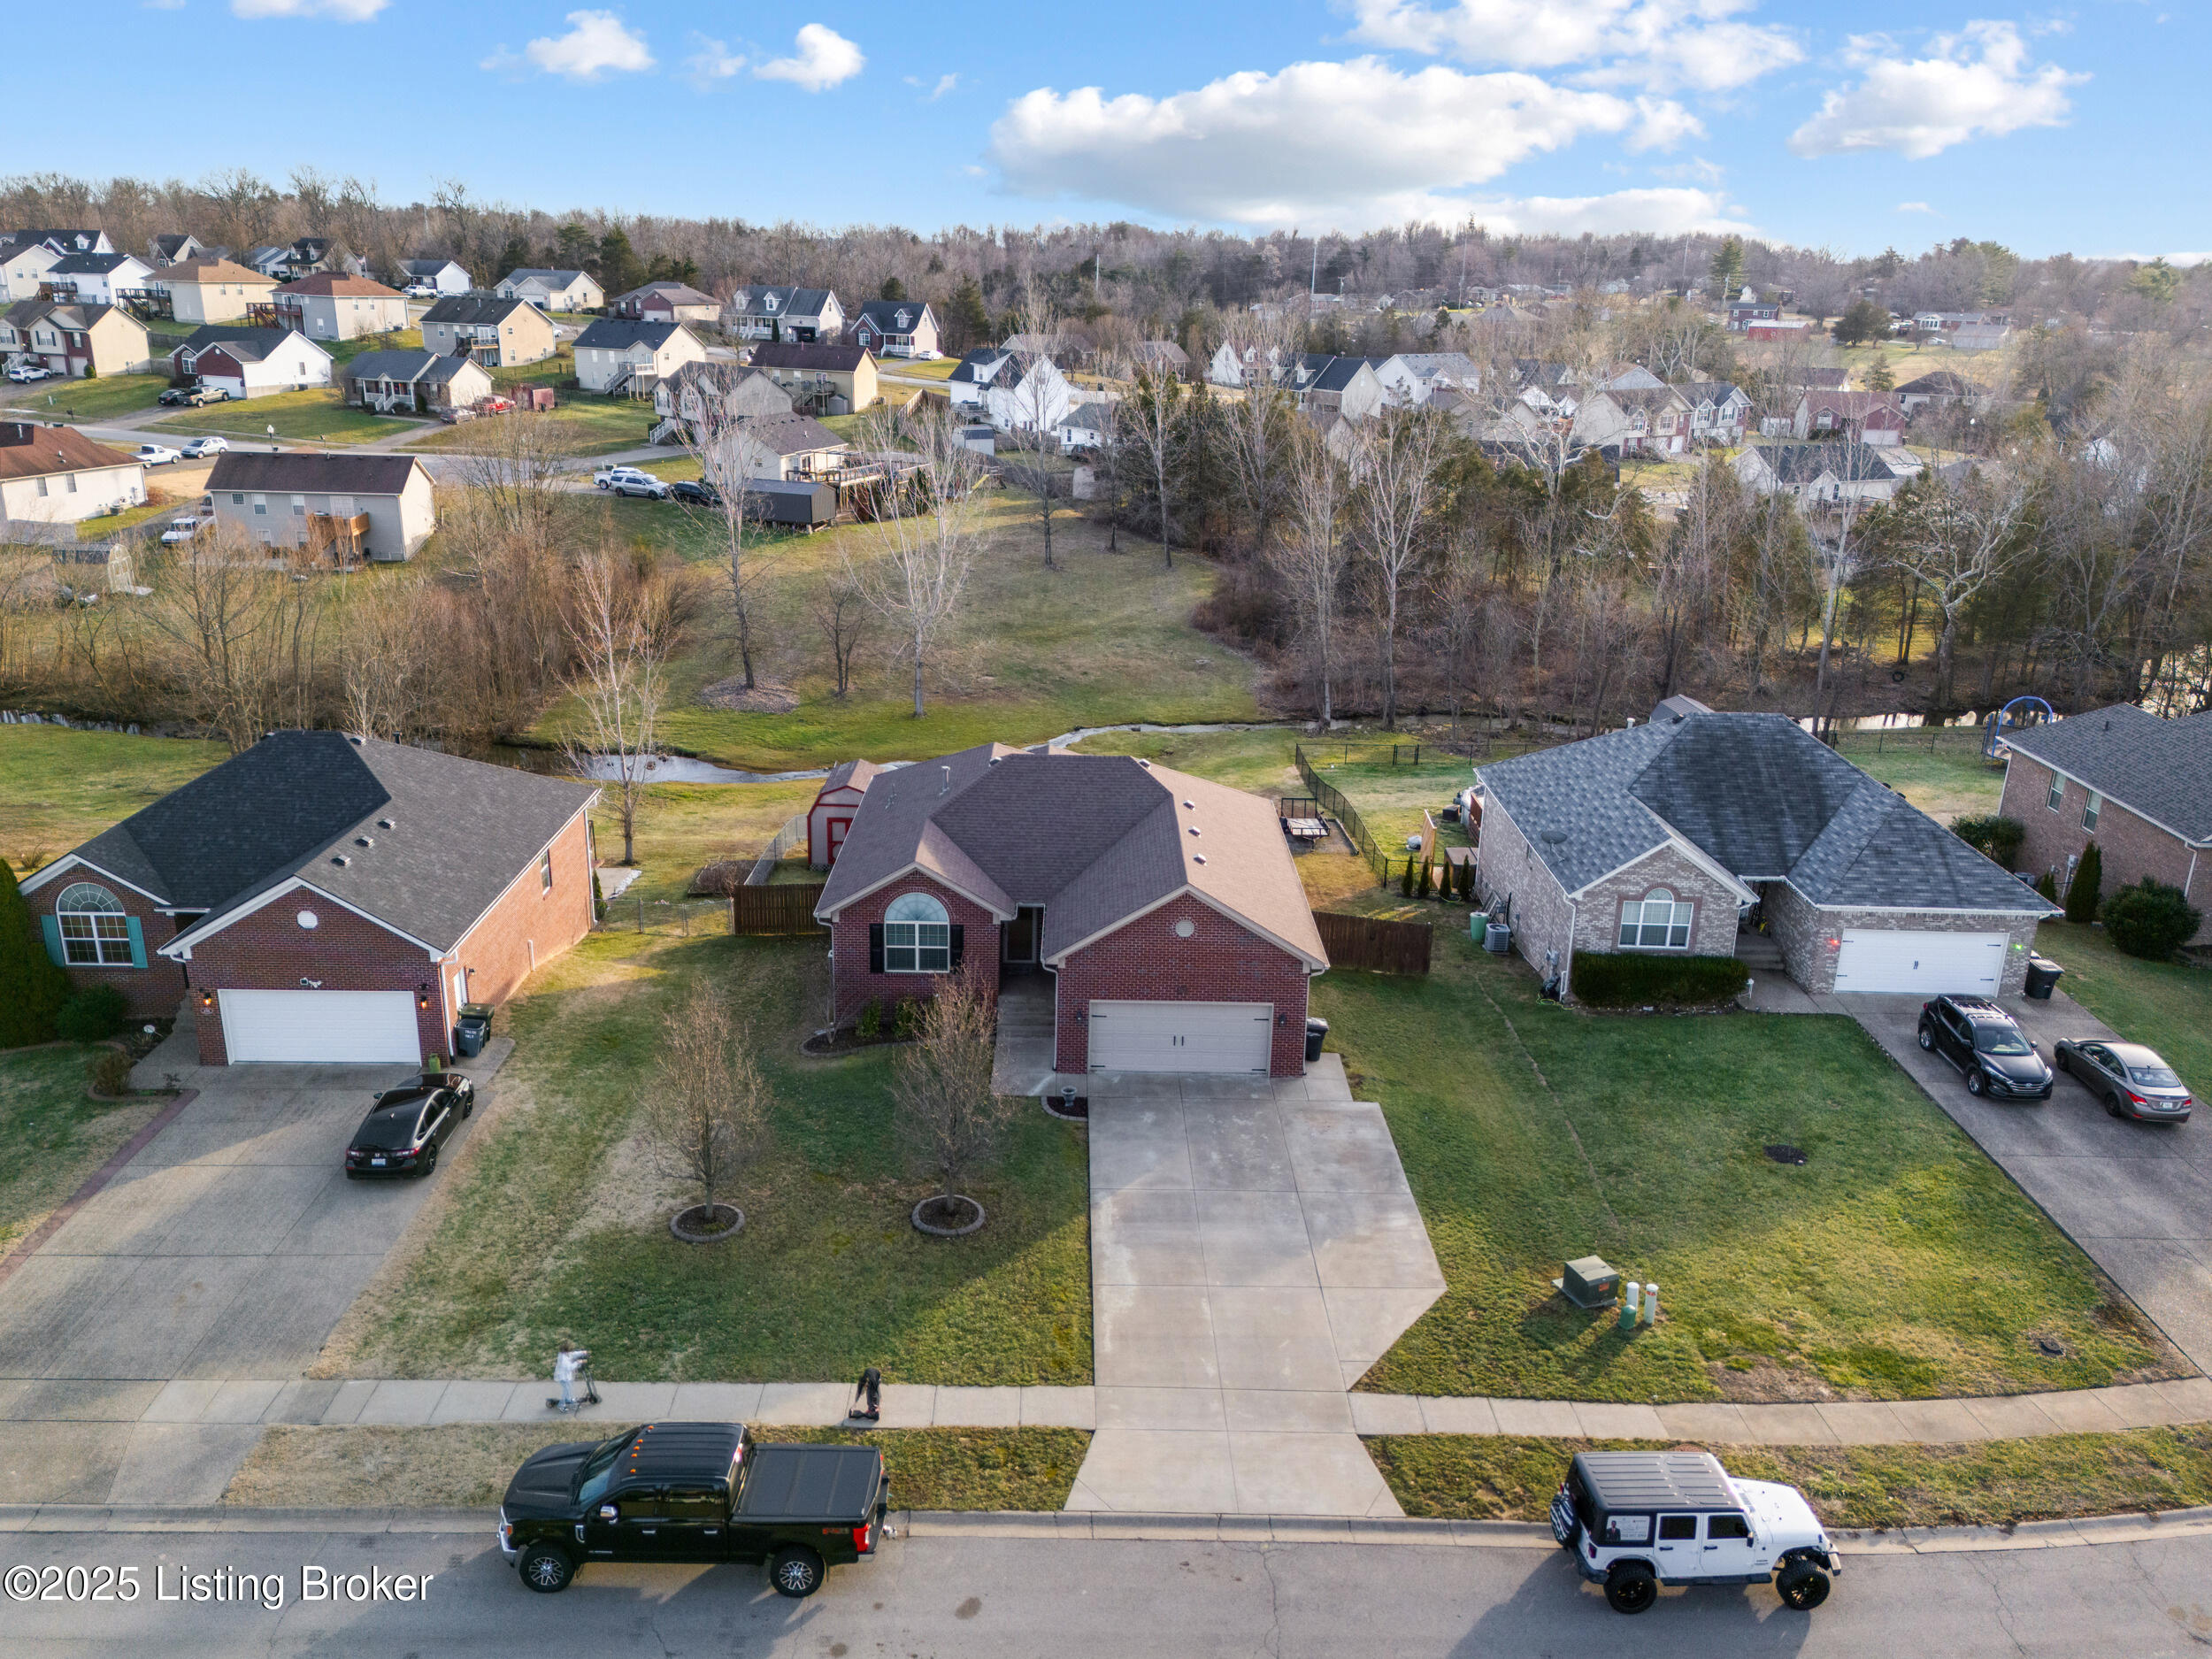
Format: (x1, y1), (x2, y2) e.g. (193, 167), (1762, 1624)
(669, 480), (721, 507)
(2055, 1039), (2193, 1123)
(343, 1075), (473, 1179)
(593, 465), (653, 490)
(158, 384), (224, 407)
(6, 362), (52, 383)
(610, 473), (669, 499)
(158, 516), (204, 545)
(1917, 994), (2055, 1100)
(403, 283), (438, 298)
(181, 435), (228, 458)
(133, 443), (181, 466)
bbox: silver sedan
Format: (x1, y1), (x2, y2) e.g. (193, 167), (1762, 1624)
(2055, 1038), (2193, 1123)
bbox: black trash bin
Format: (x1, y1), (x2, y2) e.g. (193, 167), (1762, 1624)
(1305, 1017), (1328, 1064)
(2024, 956), (2063, 1000)
(455, 1002), (494, 1057)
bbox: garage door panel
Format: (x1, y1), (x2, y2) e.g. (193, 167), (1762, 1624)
(220, 989), (420, 1064)
(1833, 930), (2005, 995)
(1088, 1000), (1272, 1074)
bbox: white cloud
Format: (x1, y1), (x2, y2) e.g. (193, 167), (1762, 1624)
(756, 23), (864, 91)
(231, 0), (385, 18)
(991, 58), (1713, 229)
(1343, 0), (1801, 92)
(1897, 200), (1936, 213)
(1789, 20), (2082, 159)
(926, 73), (959, 100)
(1463, 187), (1751, 236)
(685, 34), (746, 82)
(490, 11), (654, 81)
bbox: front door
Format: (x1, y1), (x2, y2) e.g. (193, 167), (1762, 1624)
(1003, 905), (1042, 965)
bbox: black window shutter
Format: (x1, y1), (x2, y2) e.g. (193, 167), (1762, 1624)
(868, 924), (884, 973)
(949, 925), (964, 969)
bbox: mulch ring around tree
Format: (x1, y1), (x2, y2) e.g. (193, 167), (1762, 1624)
(800, 1028), (915, 1058)
(910, 1194), (986, 1237)
(697, 679), (800, 714)
(670, 1202), (744, 1243)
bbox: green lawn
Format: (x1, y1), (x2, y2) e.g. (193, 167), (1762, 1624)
(403, 396), (652, 457)
(1325, 927), (2173, 1402)
(0, 1046), (163, 1256)
(326, 926), (1092, 1386)
(1368, 1428), (2212, 1530)
(1064, 727), (1303, 796)
(1834, 727), (2002, 824)
(2033, 921), (2212, 1097)
(13, 373), (172, 424)
(487, 349), (575, 392)
(325, 329), (424, 365)
(1306, 751), (1479, 856)
(152, 388), (412, 446)
(0, 726), (227, 873)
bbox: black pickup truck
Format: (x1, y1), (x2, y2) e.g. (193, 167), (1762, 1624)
(498, 1421), (888, 1597)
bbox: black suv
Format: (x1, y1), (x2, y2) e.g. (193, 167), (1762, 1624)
(1917, 995), (2053, 1100)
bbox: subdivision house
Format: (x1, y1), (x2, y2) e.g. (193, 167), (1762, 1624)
(43, 252), (153, 307)
(608, 280), (721, 324)
(1732, 442), (1906, 507)
(813, 745), (1330, 1076)
(342, 348), (495, 416)
(149, 234), (210, 266)
(0, 422), (145, 527)
(649, 360), (794, 443)
(273, 273), (409, 342)
(1282, 354), (1385, 419)
(1896, 371), (1978, 417)
(1130, 340), (1189, 378)
(725, 285), (843, 343)
(746, 341), (877, 415)
(419, 295), (557, 368)
(1793, 389), (1907, 446)
(1681, 381), (1753, 444)
(1473, 708), (2055, 999)
(494, 268), (603, 312)
(20, 731), (599, 1064)
(1571, 385), (1694, 455)
(1997, 704), (2212, 944)
(167, 326), (334, 399)
(150, 258), (280, 325)
(397, 258), (472, 295)
(0, 237), (65, 302)
(572, 318), (708, 395)
(205, 450), (437, 562)
(947, 349), (1077, 433)
(709, 411), (851, 480)
(1369, 351), (1481, 405)
(846, 299), (940, 359)
(0, 301), (151, 378)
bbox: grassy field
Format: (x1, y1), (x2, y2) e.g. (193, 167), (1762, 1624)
(403, 397), (652, 457)
(12, 373), (171, 424)
(152, 388), (411, 446)
(1833, 727), (2003, 823)
(1368, 1428), (2212, 1530)
(2034, 921), (2212, 1097)
(228, 1422), (1087, 1511)
(0, 726), (227, 873)
(1324, 926), (2174, 1402)
(320, 924), (1092, 1386)
(0, 1046), (163, 1256)
(1305, 750), (1478, 855)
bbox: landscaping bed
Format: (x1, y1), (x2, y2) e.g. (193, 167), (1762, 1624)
(1368, 1428), (2212, 1531)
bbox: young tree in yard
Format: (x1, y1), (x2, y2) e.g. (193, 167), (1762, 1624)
(641, 983), (772, 1233)
(451, 410), (580, 557)
(679, 403), (773, 690)
(1271, 422), (1350, 725)
(562, 549), (675, 865)
(1708, 236), (1746, 301)
(1350, 405), (1451, 728)
(1872, 465), (2039, 710)
(2065, 840), (2103, 925)
(852, 401), (982, 718)
(809, 572), (872, 697)
(0, 858), (70, 1048)
(894, 979), (1014, 1230)
(999, 285), (1069, 570)
(1122, 365), (1186, 566)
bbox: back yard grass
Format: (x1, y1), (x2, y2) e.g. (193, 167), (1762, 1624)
(152, 388), (412, 447)
(0, 1046), (164, 1256)
(1324, 922), (2178, 1402)
(1832, 726), (2002, 823)
(317, 925), (1091, 1386)
(402, 396), (652, 457)
(0, 726), (227, 873)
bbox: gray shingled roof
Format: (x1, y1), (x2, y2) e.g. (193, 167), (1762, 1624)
(1750, 442), (1901, 485)
(37, 731), (595, 953)
(575, 318), (688, 352)
(2002, 705), (2212, 842)
(173, 324), (308, 363)
(207, 451), (427, 497)
(345, 348), (480, 387)
(1478, 712), (2051, 913)
(422, 294), (536, 327)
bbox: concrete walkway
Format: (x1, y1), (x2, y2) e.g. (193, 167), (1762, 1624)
(991, 976), (1056, 1096)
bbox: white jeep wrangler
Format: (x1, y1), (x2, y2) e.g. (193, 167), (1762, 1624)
(1551, 1450), (1839, 1615)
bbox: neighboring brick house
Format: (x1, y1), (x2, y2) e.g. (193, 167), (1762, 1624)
(608, 281), (721, 325)
(19, 731), (598, 1065)
(1475, 705), (2054, 1000)
(1571, 385), (1694, 456)
(847, 299), (940, 359)
(814, 746), (1329, 1077)
(1793, 389), (1908, 446)
(1998, 704), (2212, 944)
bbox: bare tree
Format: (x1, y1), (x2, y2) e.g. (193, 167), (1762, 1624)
(1271, 423), (1350, 724)
(451, 409), (581, 556)
(1877, 465), (2040, 710)
(1122, 366), (1186, 567)
(1089, 343), (1130, 552)
(1350, 406), (1451, 728)
(678, 400), (773, 690)
(997, 283), (1071, 570)
(893, 979), (1014, 1229)
(562, 549), (673, 864)
(334, 572), (428, 740)
(640, 983), (772, 1231)
(851, 402), (983, 718)
(810, 572), (872, 698)
(140, 523), (298, 751)
(1219, 303), (1300, 554)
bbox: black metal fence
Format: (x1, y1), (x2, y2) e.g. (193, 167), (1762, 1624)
(1294, 744), (1384, 879)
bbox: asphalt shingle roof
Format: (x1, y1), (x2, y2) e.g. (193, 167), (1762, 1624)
(206, 451), (428, 496)
(575, 318), (689, 352)
(421, 294), (536, 327)
(2002, 704), (2212, 842)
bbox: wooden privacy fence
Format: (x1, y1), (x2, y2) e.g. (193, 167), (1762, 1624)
(1314, 910), (1432, 975)
(731, 884), (828, 935)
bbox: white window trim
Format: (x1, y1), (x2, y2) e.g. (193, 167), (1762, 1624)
(883, 892), (952, 974)
(1617, 887), (1694, 951)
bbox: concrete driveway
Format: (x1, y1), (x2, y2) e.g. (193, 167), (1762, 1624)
(0, 1044), (507, 1504)
(1847, 989), (2212, 1371)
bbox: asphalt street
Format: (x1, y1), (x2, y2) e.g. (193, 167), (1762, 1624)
(9, 1525), (2212, 1657)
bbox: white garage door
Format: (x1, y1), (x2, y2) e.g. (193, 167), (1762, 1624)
(219, 989), (421, 1064)
(1087, 1000), (1272, 1074)
(1832, 930), (2006, 995)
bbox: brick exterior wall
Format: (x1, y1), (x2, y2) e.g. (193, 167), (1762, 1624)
(828, 875), (1001, 1029)
(1472, 798), (1575, 985)
(1569, 846), (1742, 964)
(2001, 754), (2212, 944)
(1049, 892), (1313, 1078)
(22, 868), (190, 1020)
(446, 810), (596, 1018)
(1767, 879), (2041, 995)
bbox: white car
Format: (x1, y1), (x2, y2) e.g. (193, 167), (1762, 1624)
(181, 436), (229, 459)
(134, 444), (182, 466)
(158, 516), (204, 546)
(1554, 1451), (1839, 1615)
(403, 283), (439, 298)
(6, 362), (52, 383)
(593, 465), (653, 490)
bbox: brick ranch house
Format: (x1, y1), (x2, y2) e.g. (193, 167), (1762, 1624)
(812, 745), (1329, 1077)
(1475, 704), (2055, 998)
(1998, 703), (2212, 944)
(20, 731), (598, 1065)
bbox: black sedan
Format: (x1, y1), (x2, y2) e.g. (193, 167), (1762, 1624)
(2055, 1039), (2194, 1123)
(668, 479), (721, 507)
(343, 1075), (473, 1179)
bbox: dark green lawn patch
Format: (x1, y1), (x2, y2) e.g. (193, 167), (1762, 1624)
(1368, 1429), (2212, 1530)
(1569, 953), (1749, 1009)
(2034, 921), (2212, 1099)
(0, 1045), (161, 1254)
(1326, 932), (2175, 1402)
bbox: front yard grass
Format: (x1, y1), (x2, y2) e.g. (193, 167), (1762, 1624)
(2033, 921), (2212, 1099)
(321, 926), (1091, 1386)
(15, 373), (172, 424)
(227, 1423), (1087, 1511)
(0, 1046), (163, 1256)
(403, 397), (651, 457)
(1325, 928), (2176, 1402)
(0, 726), (227, 872)
(152, 388), (410, 446)
(1368, 1427), (2212, 1530)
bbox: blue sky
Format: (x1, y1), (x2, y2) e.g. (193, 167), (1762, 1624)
(17, 1), (2205, 257)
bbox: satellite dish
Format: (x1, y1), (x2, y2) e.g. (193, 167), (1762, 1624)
(1540, 829), (1568, 845)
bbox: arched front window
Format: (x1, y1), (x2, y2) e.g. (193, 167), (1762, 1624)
(1617, 887), (1692, 951)
(883, 892), (952, 973)
(57, 881), (134, 965)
